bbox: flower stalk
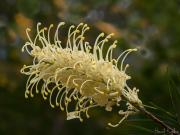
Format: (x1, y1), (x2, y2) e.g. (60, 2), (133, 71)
(124, 96), (180, 135)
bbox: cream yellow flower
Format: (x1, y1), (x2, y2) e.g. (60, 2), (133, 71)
(21, 22), (142, 127)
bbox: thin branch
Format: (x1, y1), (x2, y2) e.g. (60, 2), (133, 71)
(132, 102), (180, 135)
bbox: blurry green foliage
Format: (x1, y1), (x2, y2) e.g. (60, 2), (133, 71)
(17, 0), (41, 17)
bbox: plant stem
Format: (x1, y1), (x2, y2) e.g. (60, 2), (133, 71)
(133, 103), (180, 135)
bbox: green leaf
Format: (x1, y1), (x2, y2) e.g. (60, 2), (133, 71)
(149, 102), (176, 119)
(167, 69), (180, 125)
(128, 125), (154, 134)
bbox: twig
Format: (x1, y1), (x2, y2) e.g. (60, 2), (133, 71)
(132, 102), (180, 135)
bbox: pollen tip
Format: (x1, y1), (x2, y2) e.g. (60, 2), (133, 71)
(25, 94), (29, 98)
(66, 97), (71, 102)
(133, 48), (138, 51)
(37, 22), (42, 25)
(80, 118), (83, 122)
(73, 97), (77, 100)
(90, 100), (93, 104)
(22, 48), (24, 52)
(108, 123), (118, 127)
(50, 104), (55, 108)
(101, 32), (105, 37)
(112, 44), (117, 48)
(26, 28), (31, 31)
(60, 106), (64, 110)
(25, 90), (29, 94)
(44, 92), (48, 96)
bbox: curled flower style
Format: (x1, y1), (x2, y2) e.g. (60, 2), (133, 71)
(21, 22), (142, 127)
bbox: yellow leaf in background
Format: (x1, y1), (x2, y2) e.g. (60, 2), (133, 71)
(15, 13), (33, 40)
(53, 0), (67, 10)
(95, 21), (122, 39)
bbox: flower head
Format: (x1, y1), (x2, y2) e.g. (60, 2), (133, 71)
(21, 22), (142, 127)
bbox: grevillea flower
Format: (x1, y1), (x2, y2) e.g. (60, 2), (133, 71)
(21, 22), (142, 127)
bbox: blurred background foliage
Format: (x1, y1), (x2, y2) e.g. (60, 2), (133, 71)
(0, 0), (180, 135)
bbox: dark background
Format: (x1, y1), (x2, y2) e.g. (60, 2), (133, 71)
(0, 0), (180, 135)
